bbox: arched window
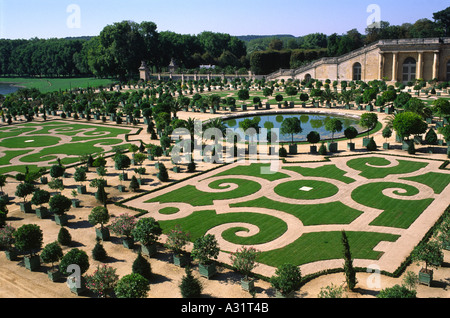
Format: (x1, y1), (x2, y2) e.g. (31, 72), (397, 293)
(353, 63), (362, 81)
(402, 57), (416, 84)
(447, 60), (450, 81)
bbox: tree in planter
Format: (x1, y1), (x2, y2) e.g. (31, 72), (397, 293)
(49, 194), (72, 226)
(230, 246), (261, 292)
(0, 224), (16, 259)
(410, 240), (443, 286)
(15, 182), (36, 213)
(50, 164), (65, 181)
(392, 112), (427, 147)
(13, 224), (43, 271)
(344, 126), (358, 150)
(424, 128), (438, 153)
(73, 166), (87, 194)
(31, 189), (51, 218)
(132, 252), (152, 281)
(179, 266), (203, 298)
(48, 178), (64, 194)
(341, 230), (357, 291)
(59, 248), (90, 294)
(280, 117), (302, 154)
(88, 206), (111, 241)
(359, 112), (378, 143)
(114, 153), (131, 182)
(109, 213), (137, 249)
(307, 131), (321, 153)
(191, 234), (220, 279)
(324, 118), (343, 152)
(131, 217), (162, 257)
(85, 264), (118, 298)
(115, 273), (150, 298)
(165, 225), (191, 266)
(40, 241), (63, 281)
(382, 126), (393, 149)
(270, 263), (302, 298)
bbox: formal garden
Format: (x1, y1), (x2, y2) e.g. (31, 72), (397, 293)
(0, 76), (449, 298)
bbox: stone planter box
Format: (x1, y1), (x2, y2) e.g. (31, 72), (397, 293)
(275, 290), (295, 298)
(122, 237), (134, 249)
(54, 214), (69, 226)
(347, 142), (355, 151)
(141, 244), (157, 257)
(383, 143), (390, 150)
(5, 249), (18, 261)
(20, 202), (32, 213)
(0, 193), (9, 203)
(24, 255), (41, 271)
(418, 268), (433, 286)
(310, 145), (317, 154)
(67, 276), (87, 296)
(241, 105), (247, 111)
(36, 207), (50, 219)
(366, 105), (373, 111)
(198, 262), (217, 279)
(117, 185), (126, 192)
(363, 137), (371, 147)
(173, 166), (181, 173)
(173, 253), (190, 267)
(77, 185), (86, 194)
(47, 269), (62, 282)
(402, 140), (413, 151)
(289, 144), (298, 155)
(327, 142), (338, 153)
(95, 227), (110, 241)
(241, 278), (255, 292)
(40, 176), (48, 184)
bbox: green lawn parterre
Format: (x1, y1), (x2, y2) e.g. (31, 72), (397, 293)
(0, 121), (133, 174)
(136, 155), (450, 272)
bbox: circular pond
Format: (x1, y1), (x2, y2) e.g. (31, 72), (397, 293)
(224, 113), (364, 142)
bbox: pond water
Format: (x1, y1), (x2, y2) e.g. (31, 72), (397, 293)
(224, 113), (364, 142)
(0, 83), (20, 95)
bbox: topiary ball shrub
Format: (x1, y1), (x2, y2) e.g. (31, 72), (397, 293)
(115, 273), (150, 298)
(58, 227), (72, 246)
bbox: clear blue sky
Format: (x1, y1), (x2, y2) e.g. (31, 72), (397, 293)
(0, 0), (447, 39)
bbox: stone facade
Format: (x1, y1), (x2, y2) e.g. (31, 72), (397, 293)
(268, 38), (450, 84)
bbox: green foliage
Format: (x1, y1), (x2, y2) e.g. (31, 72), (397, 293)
(324, 118), (342, 141)
(57, 226), (72, 246)
(13, 224), (43, 256)
(59, 248), (90, 275)
(88, 206), (110, 229)
(85, 264), (118, 298)
(15, 182), (36, 202)
(109, 213), (136, 238)
(191, 234), (220, 265)
(92, 240), (108, 261)
(157, 163), (169, 182)
(40, 241), (63, 267)
(366, 137), (377, 151)
(179, 266), (203, 298)
(318, 142), (327, 155)
(49, 194), (72, 216)
(377, 284), (416, 298)
(132, 217), (162, 246)
(280, 117), (302, 144)
(344, 126), (358, 141)
(132, 252), (152, 281)
(317, 283), (346, 298)
(424, 128), (438, 146)
(230, 246), (261, 279)
(129, 175), (140, 192)
(115, 273), (150, 298)
(392, 112), (427, 140)
(31, 189), (50, 206)
(270, 263), (302, 296)
(359, 112), (378, 137)
(411, 240), (444, 270)
(341, 230), (357, 291)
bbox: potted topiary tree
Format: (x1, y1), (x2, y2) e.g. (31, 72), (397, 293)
(191, 234), (220, 279)
(307, 131), (321, 154)
(230, 246), (261, 293)
(15, 182), (36, 213)
(14, 224), (43, 271)
(85, 264), (119, 298)
(165, 225), (191, 267)
(382, 126), (393, 150)
(109, 213), (137, 249)
(280, 117), (302, 155)
(59, 248), (90, 295)
(411, 240), (443, 287)
(270, 263), (302, 298)
(40, 241), (64, 282)
(325, 118), (343, 153)
(0, 224), (17, 260)
(31, 189), (51, 219)
(131, 217), (162, 257)
(344, 126), (358, 151)
(88, 206), (111, 241)
(73, 166), (87, 194)
(359, 112), (378, 147)
(114, 153), (131, 185)
(49, 194), (72, 226)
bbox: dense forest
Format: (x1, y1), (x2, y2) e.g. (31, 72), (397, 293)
(0, 6), (448, 78)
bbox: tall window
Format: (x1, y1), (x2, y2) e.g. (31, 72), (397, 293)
(353, 63), (362, 81)
(402, 57), (416, 84)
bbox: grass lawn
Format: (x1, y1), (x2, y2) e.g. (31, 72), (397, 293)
(214, 163), (290, 182)
(274, 179), (339, 200)
(146, 178), (262, 206)
(351, 182), (434, 229)
(346, 157), (428, 179)
(258, 231), (400, 268)
(0, 77), (116, 94)
(283, 164), (356, 184)
(401, 172), (450, 194)
(159, 210), (288, 245)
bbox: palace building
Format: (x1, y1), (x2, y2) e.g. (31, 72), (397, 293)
(267, 37), (450, 84)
